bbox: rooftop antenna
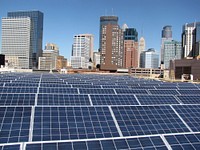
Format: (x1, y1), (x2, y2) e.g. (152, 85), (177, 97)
(111, 8), (114, 16)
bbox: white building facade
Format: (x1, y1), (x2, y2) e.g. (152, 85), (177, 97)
(1, 17), (31, 69)
(71, 34), (94, 69)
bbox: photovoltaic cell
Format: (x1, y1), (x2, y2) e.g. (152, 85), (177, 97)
(111, 106), (190, 136)
(0, 94), (35, 106)
(26, 136), (167, 150)
(90, 94), (139, 105)
(176, 95), (200, 104)
(173, 105), (200, 132)
(32, 107), (119, 141)
(0, 107), (31, 143)
(136, 95), (179, 105)
(37, 94), (90, 106)
(165, 133), (200, 150)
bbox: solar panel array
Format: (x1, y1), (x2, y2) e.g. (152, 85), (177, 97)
(1, 73), (200, 150)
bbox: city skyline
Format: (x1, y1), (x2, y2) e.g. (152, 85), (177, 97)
(0, 0), (200, 60)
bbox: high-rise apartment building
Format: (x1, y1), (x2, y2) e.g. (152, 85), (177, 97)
(163, 40), (182, 69)
(7, 10), (43, 68)
(99, 16), (124, 70)
(123, 28), (138, 68)
(1, 17), (31, 69)
(182, 22), (200, 58)
(71, 34), (94, 69)
(140, 48), (159, 68)
(161, 25), (173, 64)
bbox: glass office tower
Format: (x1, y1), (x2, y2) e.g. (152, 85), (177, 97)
(8, 11), (43, 68)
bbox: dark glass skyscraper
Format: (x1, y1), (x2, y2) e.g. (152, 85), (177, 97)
(8, 10), (43, 68)
(161, 25), (173, 65)
(124, 28), (138, 41)
(162, 25), (172, 38)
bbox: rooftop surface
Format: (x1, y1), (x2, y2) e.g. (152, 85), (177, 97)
(0, 73), (200, 150)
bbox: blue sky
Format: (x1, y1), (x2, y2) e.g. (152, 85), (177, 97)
(0, 0), (200, 60)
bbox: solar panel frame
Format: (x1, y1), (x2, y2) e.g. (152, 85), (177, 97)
(32, 106), (119, 142)
(115, 89), (148, 94)
(176, 95), (200, 104)
(0, 94), (35, 106)
(37, 94), (91, 106)
(90, 94), (139, 106)
(79, 88), (115, 94)
(39, 88), (78, 94)
(136, 94), (180, 105)
(165, 133), (200, 150)
(0, 106), (31, 144)
(148, 89), (180, 95)
(177, 89), (200, 95)
(111, 105), (190, 136)
(26, 136), (168, 150)
(172, 105), (200, 132)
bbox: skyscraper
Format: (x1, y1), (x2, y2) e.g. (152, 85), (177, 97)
(160, 25), (172, 64)
(71, 34), (94, 69)
(123, 28), (138, 68)
(138, 36), (146, 67)
(7, 10), (43, 68)
(99, 16), (124, 70)
(163, 40), (181, 69)
(182, 22), (200, 58)
(1, 17), (31, 69)
(140, 48), (159, 69)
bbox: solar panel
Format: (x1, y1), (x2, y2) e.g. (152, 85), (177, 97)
(0, 144), (21, 150)
(154, 86), (178, 90)
(165, 133), (200, 149)
(39, 88), (78, 94)
(130, 86), (156, 89)
(176, 95), (200, 104)
(102, 85), (129, 89)
(5, 83), (38, 87)
(37, 94), (90, 106)
(0, 94), (35, 106)
(26, 136), (168, 150)
(0, 107), (31, 143)
(111, 106), (190, 136)
(148, 89), (179, 95)
(115, 89), (148, 94)
(32, 107), (119, 141)
(0, 87), (37, 93)
(177, 86), (199, 90)
(177, 90), (200, 95)
(136, 95), (180, 105)
(72, 84), (101, 89)
(40, 84), (71, 88)
(173, 105), (200, 132)
(79, 88), (115, 94)
(90, 94), (139, 105)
